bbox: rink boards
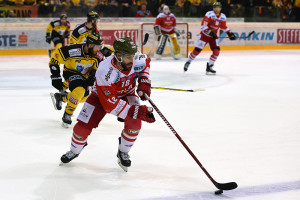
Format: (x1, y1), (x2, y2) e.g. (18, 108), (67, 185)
(0, 18), (299, 56)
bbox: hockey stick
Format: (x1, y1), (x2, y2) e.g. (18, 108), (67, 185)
(104, 33), (149, 50)
(218, 31), (255, 39)
(143, 93), (238, 192)
(151, 86), (205, 92)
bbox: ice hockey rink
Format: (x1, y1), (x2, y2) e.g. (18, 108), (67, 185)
(0, 50), (300, 200)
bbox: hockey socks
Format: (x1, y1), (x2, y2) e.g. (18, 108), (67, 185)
(188, 47), (201, 62)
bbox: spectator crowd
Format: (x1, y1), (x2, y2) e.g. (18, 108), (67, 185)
(1, 0), (300, 22)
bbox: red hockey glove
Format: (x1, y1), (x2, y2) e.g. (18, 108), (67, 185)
(137, 77), (151, 101)
(227, 32), (236, 40)
(127, 105), (156, 123)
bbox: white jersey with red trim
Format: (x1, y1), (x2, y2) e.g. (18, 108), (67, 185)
(201, 11), (230, 37)
(154, 12), (177, 34)
(93, 52), (151, 119)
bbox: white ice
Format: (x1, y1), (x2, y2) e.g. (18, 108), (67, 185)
(0, 50), (300, 200)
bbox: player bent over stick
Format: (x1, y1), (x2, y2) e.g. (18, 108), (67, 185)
(49, 32), (104, 127)
(60, 37), (156, 172)
(184, 2), (236, 75)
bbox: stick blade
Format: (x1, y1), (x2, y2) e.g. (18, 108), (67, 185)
(248, 31), (255, 37)
(143, 33), (149, 45)
(216, 182), (238, 190)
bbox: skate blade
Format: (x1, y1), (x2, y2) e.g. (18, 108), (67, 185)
(117, 159), (128, 172)
(206, 72), (216, 75)
(50, 93), (61, 110)
(61, 122), (69, 128)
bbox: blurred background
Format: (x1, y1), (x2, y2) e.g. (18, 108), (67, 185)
(1, 0), (299, 22)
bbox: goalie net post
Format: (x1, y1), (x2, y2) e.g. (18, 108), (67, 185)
(140, 23), (189, 58)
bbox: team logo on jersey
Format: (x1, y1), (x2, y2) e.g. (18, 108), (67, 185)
(69, 48), (81, 57)
(134, 64), (144, 72)
(76, 65), (83, 72)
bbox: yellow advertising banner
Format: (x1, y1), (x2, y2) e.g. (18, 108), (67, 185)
(0, 6), (38, 18)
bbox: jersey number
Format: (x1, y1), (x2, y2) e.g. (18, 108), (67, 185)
(121, 80), (130, 87)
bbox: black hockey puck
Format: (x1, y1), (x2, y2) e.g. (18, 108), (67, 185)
(215, 189), (223, 195)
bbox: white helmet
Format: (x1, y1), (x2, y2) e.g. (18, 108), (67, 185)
(163, 5), (170, 15)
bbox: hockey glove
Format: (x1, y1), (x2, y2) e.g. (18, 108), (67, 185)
(127, 105), (156, 123)
(154, 25), (162, 36)
(50, 64), (63, 91)
(137, 77), (151, 101)
(64, 32), (70, 38)
(210, 31), (218, 40)
(227, 32), (237, 40)
(51, 75), (63, 91)
(100, 47), (113, 57)
(175, 30), (181, 38)
(46, 35), (51, 44)
(86, 70), (96, 86)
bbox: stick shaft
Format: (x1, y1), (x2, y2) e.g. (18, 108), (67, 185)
(151, 87), (205, 92)
(144, 94), (219, 187)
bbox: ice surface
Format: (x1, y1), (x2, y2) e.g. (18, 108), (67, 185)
(0, 50), (300, 200)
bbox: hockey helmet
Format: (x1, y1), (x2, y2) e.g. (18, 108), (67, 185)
(213, 2), (222, 8)
(86, 32), (102, 46)
(163, 5), (170, 15)
(60, 13), (67, 20)
(87, 11), (99, 22)
(113, 37), (137, 55)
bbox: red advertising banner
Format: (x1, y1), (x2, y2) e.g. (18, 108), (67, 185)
(277, 29), (300, 44)
(0, 6), (38, 18)
(99, 29), (139, 46)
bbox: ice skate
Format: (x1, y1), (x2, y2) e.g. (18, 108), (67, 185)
(117, 137), (131, 172)
(184, 61), (190, 72)
(60, 143), (87, 165)
(50, 92), (64, 110)
(60, 150), (79, 164)
(117, 150), (131, 172)
(61, 112), (72, 128)
(206, 63), (216, 75)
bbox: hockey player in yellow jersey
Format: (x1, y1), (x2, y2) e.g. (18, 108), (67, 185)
(69, 11), (112, 57)
(69, 11), (99, 44)
(46, 14), (70, 57)
(49, 32), (105, 127)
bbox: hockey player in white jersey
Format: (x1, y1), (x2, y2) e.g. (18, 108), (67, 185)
(60, 37), (156, 172)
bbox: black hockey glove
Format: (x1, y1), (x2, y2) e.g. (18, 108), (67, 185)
(86, 70), (96, 86)
(227, 32), (236, 40)
(50, 64), (63, 91)
(210, 31), (218, 40)
(64, 32), (70, 38)
(46, 35), (51, 44)
(100, 47), (113, 57)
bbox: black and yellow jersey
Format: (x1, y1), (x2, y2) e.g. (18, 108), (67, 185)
(46, 20), (70, 38)
(69, 23), (99, 44)
(49, 43), (104, 79)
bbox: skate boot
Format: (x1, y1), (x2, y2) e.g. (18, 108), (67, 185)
(184, 61), (190, 72)
(60, 143), (87, 164)
(117, 137), (131, 172)
(62, 112), (72, 128)
(206, 63), (216, 75)
(60, 150), (79, 164)
(50, 92), (66, 110)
